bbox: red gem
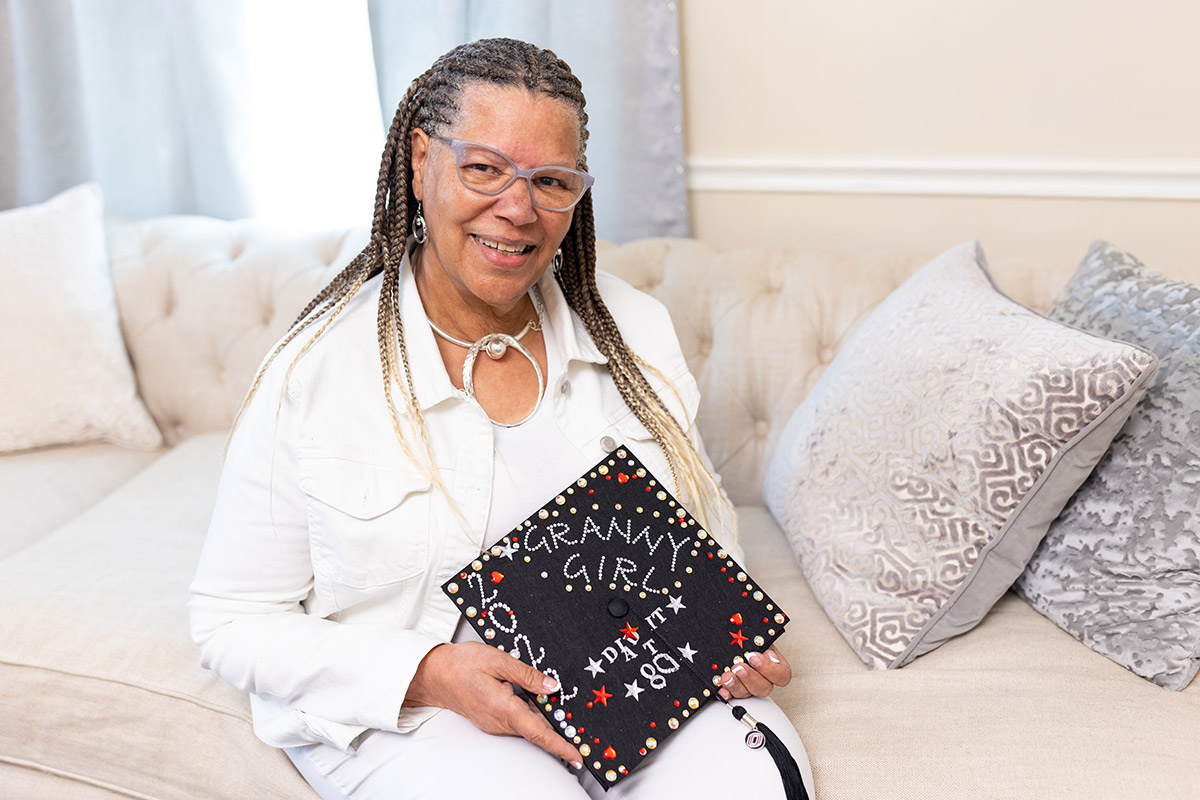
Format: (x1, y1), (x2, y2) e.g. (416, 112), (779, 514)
(742, 592), (749, 597)
(712, 664), (718, 670)
(619, 767), (628, 774)
(589, 489), (595, 494)
(490, 571), (504, 584)
(619, 622), (640, 642)
(587, 702), (593, 708)
(605, 474), (611, 480)
(707, 553), (714, 559)
(603, 746), (617, 759)
(729, 577), (735, 582)
(645, 486), (652, 492)
(480, 611), (487, 618)
(674, 700), (680, 707)
(460, 572), (467, 578)
(593, 686), (613, 707)
(730, 629), (749, 647)
(650, 722), (656, 728)
(617, 473), (629, 483)
(730, 613), (743, 625)
(566, 712), (572, 719)
(639, 748), (646, 755)
(721, 567), (726, 572)
(594, 737), (600, 744)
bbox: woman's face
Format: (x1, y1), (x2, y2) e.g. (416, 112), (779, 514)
(410, 82), (581, 316)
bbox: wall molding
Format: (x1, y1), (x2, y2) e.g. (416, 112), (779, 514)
(686, 156), (1200, 200)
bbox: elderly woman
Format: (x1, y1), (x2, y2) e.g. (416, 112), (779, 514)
(189, 38), (813, 800)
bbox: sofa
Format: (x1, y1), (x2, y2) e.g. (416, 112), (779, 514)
(1, 210), (1197, 800)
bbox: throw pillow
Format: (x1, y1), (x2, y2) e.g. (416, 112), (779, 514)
(1014, 241), (1200, 690)
(763, 241), (1158, 669)
(0, 184), (162, 452)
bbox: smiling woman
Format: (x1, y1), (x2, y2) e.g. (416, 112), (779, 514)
(188, 38), (812, 800)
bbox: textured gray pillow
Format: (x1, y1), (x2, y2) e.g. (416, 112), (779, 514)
(764, 241), (1158, 669)
(1014, 242), (1200, 690)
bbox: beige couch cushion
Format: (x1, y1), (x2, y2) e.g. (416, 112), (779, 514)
(0, 443), (162, 558)
(738, 504), (1200, 799)
(0, 434), (315, 799)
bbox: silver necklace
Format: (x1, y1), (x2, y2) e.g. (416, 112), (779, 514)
(427, 290), (547, 428)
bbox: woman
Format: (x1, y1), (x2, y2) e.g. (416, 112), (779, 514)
(189, 38), (813, 799)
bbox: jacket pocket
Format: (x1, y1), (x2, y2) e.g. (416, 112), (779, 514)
(298, 446), (432, 590)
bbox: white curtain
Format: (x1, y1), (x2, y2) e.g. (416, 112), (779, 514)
(0, 0), (688, 241)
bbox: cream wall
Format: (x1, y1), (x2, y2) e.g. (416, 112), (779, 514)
(679, 0), (1200, 275)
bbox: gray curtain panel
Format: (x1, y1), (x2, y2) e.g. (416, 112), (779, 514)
(0, 0), (688, 241)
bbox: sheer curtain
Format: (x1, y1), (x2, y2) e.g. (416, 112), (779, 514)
(0, 0), (687, 241)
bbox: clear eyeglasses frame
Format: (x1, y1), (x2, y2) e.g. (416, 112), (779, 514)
(432, 135), (595, 212)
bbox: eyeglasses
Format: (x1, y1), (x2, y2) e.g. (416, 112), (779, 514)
(432, 135), (595, 212)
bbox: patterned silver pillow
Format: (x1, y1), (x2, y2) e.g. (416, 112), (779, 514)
(764, 241), (1158, 669)
(1014, 242), (1200, 690)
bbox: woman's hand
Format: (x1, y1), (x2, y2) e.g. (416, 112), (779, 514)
(404, 642), (582, 768)
(716, 646), (792, 700)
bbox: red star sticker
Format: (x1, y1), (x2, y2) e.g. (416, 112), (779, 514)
(730, 629), (748, 647)
(619, 622), (640, 641)
(592, 685), (613, 707)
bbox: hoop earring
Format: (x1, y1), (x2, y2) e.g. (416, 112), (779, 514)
(552, 248), (563, 274)
(413, 201), (427, 244)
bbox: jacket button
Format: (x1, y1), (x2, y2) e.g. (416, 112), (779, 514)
(560, 380), (570, 394)
(600, 436), (617, 452)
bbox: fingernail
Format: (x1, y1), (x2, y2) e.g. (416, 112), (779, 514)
(747, 652), (763, 667)
(768, 652), (781, 664)
(720, 672), (734, 685)
(543, 676), (561, 692)
(718, 688), (731, 701)
(570, 761), (583, 770)
(733, 664), (747, 677)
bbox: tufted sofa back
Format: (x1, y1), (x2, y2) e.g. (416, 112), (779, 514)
(107, 217), (1077, 504)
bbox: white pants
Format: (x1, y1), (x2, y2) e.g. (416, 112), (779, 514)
(286, 695), (814, 799)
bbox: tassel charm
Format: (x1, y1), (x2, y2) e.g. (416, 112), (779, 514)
(731, 705), (810, 800)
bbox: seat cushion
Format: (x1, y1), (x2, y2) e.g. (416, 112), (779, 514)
(735, 503), (1200, 800)
(0, 442), (162, 558)
(0, 434), (315, 800)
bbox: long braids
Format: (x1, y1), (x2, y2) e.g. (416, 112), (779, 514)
(231, 38), (729, 535)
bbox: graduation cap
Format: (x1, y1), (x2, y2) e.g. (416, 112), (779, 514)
(441, 445), (802, 793)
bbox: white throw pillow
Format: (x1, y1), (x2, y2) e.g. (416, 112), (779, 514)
(0, 184), (162, 452)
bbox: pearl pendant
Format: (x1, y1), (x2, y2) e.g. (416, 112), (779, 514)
(485, 339), (509, 359)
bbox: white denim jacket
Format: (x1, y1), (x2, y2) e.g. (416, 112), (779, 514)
(188, 255), (737, 753)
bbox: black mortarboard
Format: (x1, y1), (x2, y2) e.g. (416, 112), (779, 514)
(441, 445), (791, 790)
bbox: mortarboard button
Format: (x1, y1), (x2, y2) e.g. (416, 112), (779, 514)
(606, 597), (630, 618)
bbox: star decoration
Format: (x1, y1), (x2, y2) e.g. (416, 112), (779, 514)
(619, 622), (640, 642)
(592, 685), (613, 707)
(585, 658), (606, 678)
(678, 642), (697, 662)
(666, 595), (686, 614)
(730, 629), (748, 648)
(497, 540), (518, 560)
(624, 680), (644, 701)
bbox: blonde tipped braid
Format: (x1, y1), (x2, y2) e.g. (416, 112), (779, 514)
(554, 192), (734, 539)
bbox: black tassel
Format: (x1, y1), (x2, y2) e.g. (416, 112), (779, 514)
(731, 705), (810, 800)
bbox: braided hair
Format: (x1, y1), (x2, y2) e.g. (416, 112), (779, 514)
(234, 38), (729, 533)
